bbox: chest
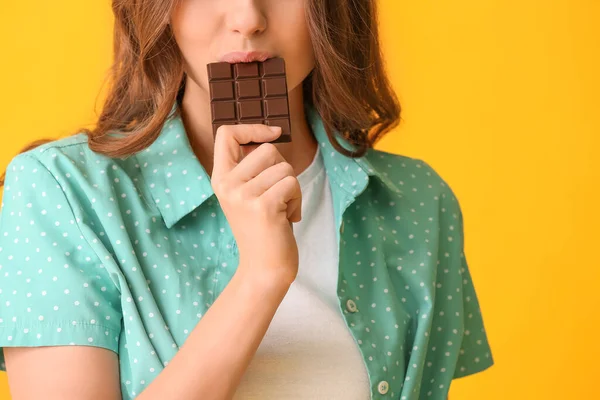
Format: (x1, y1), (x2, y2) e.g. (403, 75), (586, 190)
(89, 178), (443, 399)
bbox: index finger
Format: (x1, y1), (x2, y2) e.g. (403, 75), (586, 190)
(212, 124), (281, 181)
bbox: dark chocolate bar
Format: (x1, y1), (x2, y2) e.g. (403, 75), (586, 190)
(206, 57), (292, 145)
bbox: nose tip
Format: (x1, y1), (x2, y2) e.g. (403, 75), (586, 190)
(236, 26), (265, 38)
(227, 7), (267, 37)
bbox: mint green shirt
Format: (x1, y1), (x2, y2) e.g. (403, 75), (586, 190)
(0, 101), (493, 399)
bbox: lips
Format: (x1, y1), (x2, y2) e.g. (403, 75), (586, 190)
(219, 51), (274, 63)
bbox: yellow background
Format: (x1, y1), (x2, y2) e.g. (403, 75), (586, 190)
(1, 1), (598, 399)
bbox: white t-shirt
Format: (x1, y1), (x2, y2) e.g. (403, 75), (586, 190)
(233, 146), (371, 399)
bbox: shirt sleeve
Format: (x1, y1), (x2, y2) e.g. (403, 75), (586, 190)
(0, 154), (122, 371)
(442, 184), (495, 379)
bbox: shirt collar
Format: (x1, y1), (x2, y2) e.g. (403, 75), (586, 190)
(305, 102), (402, 198)
(135, 101), (402, 229)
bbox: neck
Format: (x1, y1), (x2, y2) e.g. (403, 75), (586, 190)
(179, 75), (318, 179)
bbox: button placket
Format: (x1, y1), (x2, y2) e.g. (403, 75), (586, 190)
(343, 296), (392, 399)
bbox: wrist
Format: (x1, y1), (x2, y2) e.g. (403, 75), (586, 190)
(234, 264), (293, 297)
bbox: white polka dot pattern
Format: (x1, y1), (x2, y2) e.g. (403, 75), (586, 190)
(0, 155), (122, 356)
(0, 101), (493, 399)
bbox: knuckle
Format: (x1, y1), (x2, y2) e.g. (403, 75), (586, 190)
(231, 187), (246, 205)
(212, 177), (230, 196)
(280, 162), (295, 176)
(252, 197), (270, 217)
(260, 142), (278, 155)
(284, 175), (298, 187)
(216, 124), (232, 137)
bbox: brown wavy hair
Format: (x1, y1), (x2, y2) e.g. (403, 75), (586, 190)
(1, 0), (401, 187)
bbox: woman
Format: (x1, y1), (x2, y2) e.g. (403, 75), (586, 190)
(0, 0), (493, 399)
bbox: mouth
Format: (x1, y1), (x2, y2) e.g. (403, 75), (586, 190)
(218, 51), (274, 63)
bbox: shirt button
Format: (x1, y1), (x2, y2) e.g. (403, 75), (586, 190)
(377, 380), (389, 394)
(346, 299), (357, 313)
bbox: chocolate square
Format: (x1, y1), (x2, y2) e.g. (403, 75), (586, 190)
(207, 57), (292, 145)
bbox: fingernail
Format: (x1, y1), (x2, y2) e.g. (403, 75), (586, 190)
(269, 126), (282, 134)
